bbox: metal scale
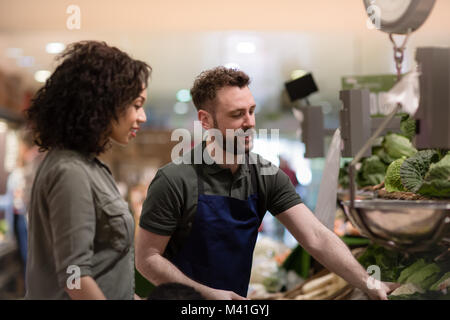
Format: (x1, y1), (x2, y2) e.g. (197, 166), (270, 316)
(297, 0), (450, 253)
(344, 0), (450, 254)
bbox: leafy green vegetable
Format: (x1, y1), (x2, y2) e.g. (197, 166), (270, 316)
(399, 150), (440, 193)
(356, 155), (387, 188)
(373, 146), (396, 165)
(430, 272), (450, 291)
(417, 153), (450, 198)
(382, 133), (417, 160)
(405, 263), (441, 290)
(385, 157), (407, 192)
(281, 245), (311, 279)
(357, 244), (407, 282)
(423, 153), (450, 181)
(338, 162), (350, 189)
(418, 180), (450, 198)
(397, 259), (427, 284)
(399, 113), (417, 141)
(388, 290), (450, 300)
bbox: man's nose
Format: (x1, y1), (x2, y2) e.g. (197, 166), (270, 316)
(244, 112), (255, 128)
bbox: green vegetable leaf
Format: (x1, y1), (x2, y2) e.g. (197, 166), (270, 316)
(356, 155), (387, 188)
(417, 153), (450, 198)
(385, 157), (407, 192)
(397, 259), (427, 284)
(405, 263), (441, 290)
(424, 153), (450, 181)
(418, 179), (450, 198)
(382, 133), (417, 160)
(399, 150), (440, 193)
(399, 114), (417, 141)
(430, 272), (450, 291)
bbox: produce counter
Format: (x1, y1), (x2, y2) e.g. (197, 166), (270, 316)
(248, 237), (369, 300)
(249, 238), (450, 300)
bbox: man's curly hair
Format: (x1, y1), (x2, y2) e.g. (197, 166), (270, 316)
(190, 67), (250, 113)
(26, 40), (151, 155)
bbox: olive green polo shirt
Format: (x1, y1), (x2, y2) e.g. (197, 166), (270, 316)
(139, 143), (302, 259)
(25, 149), (135, 300)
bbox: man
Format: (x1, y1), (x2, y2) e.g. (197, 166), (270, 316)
(136, 67), (398, 300)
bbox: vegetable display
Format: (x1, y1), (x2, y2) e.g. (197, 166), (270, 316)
(358, 244), (450, 300)
(338, 114), (450, 198)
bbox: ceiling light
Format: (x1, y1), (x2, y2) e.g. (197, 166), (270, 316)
(34, 70), (51, 83)
(46, 42), (65, 54)
(174, 102), (189, 115)
(17, 56), (35, 67)
(5, 48), (23, 58)
(176, 89), (191, 103)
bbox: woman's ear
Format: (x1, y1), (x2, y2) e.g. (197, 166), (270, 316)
(198, 110), (213, 130)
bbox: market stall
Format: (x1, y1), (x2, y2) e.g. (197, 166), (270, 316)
(249, 0), (449, 300)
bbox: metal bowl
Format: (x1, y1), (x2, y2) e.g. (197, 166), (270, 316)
(341, 199), (450, 252)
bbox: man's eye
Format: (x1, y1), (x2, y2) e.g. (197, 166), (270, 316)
(134, 104), (142, 109)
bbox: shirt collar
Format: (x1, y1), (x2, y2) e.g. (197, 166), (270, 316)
(199, 142), (250, 180)
(93, 156), (112, 175)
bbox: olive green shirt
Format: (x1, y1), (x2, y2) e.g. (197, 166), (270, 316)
(25, 149), (135, 300)
(139, 143), (302, 259)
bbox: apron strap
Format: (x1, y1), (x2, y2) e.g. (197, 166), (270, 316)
(196, 164), (205, 195)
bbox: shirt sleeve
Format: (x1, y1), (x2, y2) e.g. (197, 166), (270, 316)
(46, 163), (96, 288)
(139, 170), (182, 236)
(266, 165), (303, 216)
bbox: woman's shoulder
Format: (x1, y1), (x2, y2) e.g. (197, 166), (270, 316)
(42, 149), (96, 177)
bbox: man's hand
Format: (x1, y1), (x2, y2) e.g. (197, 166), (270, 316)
(202, 288), (248, 300)
(366, 281), (400, 300)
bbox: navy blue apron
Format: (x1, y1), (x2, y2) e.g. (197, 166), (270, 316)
(171, 160), (262, 297)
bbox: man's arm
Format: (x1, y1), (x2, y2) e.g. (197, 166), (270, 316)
(276, 203), (399, 300)
(135, 226), (247, 300)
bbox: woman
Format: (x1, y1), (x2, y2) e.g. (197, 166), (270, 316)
(25, 41), (151, 300)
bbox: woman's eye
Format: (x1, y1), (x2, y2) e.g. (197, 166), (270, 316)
(134, 104), (142, 109)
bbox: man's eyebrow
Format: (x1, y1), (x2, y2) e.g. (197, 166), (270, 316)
(228, 105), (256, 113)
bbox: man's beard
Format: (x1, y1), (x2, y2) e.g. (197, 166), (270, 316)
(213, 116), (253, 155)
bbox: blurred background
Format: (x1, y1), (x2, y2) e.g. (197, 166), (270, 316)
(0, 0), (449, 298)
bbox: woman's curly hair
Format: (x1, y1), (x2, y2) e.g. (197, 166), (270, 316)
(26, 40), (151, 155)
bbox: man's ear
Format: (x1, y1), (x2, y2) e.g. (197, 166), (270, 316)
(198, 110), (213, 130)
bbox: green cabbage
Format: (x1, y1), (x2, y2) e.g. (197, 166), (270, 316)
(382, 133), (417, 160)
(399, 113), (417, 141)
(430, 272), (450, 291)
(397, 259), (427, 284)
(399, 150), (440, 193)
(417, 153), (450, 198)
(356, 155), (386, 188)
(385, 157), (407, 192)
(373, 146), (397, 165)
